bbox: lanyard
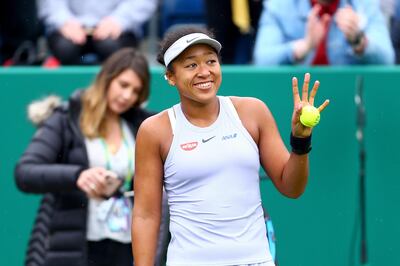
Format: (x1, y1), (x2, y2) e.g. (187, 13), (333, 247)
(100, 125), (133, 192)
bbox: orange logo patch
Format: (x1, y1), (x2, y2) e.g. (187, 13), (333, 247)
(180, 141), (198, 151)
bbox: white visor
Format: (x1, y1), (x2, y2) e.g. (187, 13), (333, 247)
(163, 33), (222, 67)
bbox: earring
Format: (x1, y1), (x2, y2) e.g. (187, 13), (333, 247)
(165, 74), (175, 86)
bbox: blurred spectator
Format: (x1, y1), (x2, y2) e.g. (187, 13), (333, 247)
(160, 0), (206, 37)
(253, 0), (395, 65)
(380, 0), (395, 26)
(14, 48), (169, 266)
(204, 0), (263, 64)
(37, 0), (157, 65)
(390, 0), (400, 63)
(0, 0), (42, 66)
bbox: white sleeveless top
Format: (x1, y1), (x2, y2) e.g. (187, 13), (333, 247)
(164, 96), (273, 266)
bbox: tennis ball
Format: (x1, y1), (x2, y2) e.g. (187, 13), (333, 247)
(300, 105), (320, 127)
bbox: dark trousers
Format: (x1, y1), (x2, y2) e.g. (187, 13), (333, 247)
(204, 0), (263, 64)
(48, 31), (137, 65)
(87, 239), (133, 266)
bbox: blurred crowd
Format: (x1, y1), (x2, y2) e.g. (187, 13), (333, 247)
(0, 0), (399, 67)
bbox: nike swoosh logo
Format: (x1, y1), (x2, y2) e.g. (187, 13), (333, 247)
(186, 37), (199, 43)
(202, 136), (216, 143)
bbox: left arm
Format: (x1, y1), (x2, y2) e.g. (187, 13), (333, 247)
(257, 99), (308, 199)
(273, 73), (329, 197)
(252, 98), (309, 199)
(236, 73), (329, 198)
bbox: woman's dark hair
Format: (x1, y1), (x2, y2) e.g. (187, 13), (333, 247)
(156, 26), (219, 71)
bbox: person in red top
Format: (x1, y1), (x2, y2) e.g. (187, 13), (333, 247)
(253, 0), (394, 65)
(296, 0), (370, 64)
(310, 0), (340, 64)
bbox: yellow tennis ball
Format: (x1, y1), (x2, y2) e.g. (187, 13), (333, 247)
(300, 105), (320, 127)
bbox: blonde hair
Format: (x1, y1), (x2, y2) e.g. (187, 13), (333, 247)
(80, 48), (150, 138)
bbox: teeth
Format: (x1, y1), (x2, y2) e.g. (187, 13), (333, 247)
(195, 82), (212, 89)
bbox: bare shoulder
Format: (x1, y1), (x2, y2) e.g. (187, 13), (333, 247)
(138, 110), (172, 141)
(228, 96), (270, 117)
(137, 110), (173, 160)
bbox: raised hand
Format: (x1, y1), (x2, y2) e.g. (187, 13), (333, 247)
(294, 5), (331, 61)
(291, 73), (329, 137)
(306, 5), (331, 49)
(335, 5), (362, 43)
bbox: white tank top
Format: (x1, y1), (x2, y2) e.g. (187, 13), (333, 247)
(164, 96), (273, 266)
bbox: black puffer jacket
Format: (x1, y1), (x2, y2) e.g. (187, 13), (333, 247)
(15, 91), (157, 266)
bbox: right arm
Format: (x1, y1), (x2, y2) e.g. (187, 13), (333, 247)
(14, 111), (85, 194)
(15, 107), (125, 198)
(132, 115), (165, 266)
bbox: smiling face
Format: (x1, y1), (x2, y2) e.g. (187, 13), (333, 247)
(106, 69), (143, 115)
(167, 44), (222, 105)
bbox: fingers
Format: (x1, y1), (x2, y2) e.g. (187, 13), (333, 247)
(309, 4), (321, 21)
(309, 80), (320, 106)
(292, 77), (301, 105)
(335, 6), (360, 40)
(61, 21), (87, 44)
(86, 183), (100, 198)
(93, 18), (122, 40)
(77, 167), (109, 198)
(294, 101), (303, 117)
(293, 73), (313, 104)
(321, 14), (331, 29)
(110, 28), (122, 40)
(293, 73), (323, 106)
(318, 99), (330, 113)
(82, 181), (100, 198)
(83, 176), (102, 197)
(302, 73), (310, 102)
(293, 73), (328, 112)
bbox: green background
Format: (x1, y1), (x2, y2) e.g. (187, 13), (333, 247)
(1, 66), (399, 266)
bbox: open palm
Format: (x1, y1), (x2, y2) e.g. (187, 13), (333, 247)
(291, 73), (330, 137)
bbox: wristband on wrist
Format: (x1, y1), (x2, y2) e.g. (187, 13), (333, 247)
(349, 31), (365, 47)
(290, 133), (312, 155)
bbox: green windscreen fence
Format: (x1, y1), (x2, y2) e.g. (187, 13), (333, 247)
(1, 66), (399, 266)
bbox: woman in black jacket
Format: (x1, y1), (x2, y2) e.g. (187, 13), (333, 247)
(15, 48), (168, 266)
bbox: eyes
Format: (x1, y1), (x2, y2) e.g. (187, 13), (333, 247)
(119, 80), (130, 88)
(118, 80), (142, 94)
(184, 59), (218, 69)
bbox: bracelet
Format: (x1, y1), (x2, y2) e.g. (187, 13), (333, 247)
(349, 31), (365, 47)
(290, 133), (312, 155)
